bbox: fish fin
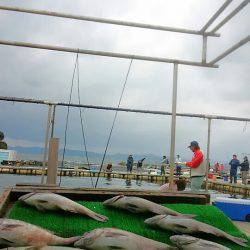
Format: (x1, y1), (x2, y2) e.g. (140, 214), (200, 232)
(104, 232), (127, 238)
(0, 237), (14, 245)
(126, 203), (142, 213)
(35, 204), (47, 212)
(172, 224), (190, 234)
(1, 224), (22, 230)
(88, 213), (109, 222)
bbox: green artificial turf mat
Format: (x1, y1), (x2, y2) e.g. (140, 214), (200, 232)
(8, 201), (250, 249)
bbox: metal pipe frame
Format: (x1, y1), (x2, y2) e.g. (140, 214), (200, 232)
(1, 96), (250, 122)
(169, 63), (178, 190)
(200, 0), (233, 33)
(202, 35), (207, 63)
(41, 105), (53, 184)
(209, 35), (250, 64)
(0, 5), (219, 37)
(0, 39), (218, 68)
(211, 0), (249, 33)
(205, 118), (212, 191)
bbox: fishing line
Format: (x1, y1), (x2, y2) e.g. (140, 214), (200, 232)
(59, 53), (78, 186)
(94, 59), (134, 188)
(76, 55), (94, 188)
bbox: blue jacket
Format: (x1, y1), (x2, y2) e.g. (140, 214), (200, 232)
(229, 159), (240, 171)
(126, 156), (134, 167)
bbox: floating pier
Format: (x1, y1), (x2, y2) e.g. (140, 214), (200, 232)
(0, 165), (169, 184)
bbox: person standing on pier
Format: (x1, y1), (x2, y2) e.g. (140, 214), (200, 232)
(240, 156), (249, 185)
(175, 154), (182, 176)
(229, 154), (240, 184)
(161, 156), (168, 175)
(126, 154), (134, 173)
(180, 141), (206, 191)
(137, 157), (146, 174)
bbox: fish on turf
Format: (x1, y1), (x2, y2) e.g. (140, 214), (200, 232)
(103, 195), (195, 218)
(19, 192), (108, 222)
(74, 227), (175, 250)
(0, 219), (79, 247)
(170, 235), (231, 250)
(145, 215), (248, 247)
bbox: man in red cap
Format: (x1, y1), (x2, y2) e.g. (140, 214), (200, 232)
(180, 141), (206, 191)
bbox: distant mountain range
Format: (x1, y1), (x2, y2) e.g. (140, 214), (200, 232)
(9, 146), (162, 164)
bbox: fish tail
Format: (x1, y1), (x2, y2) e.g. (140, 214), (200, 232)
(181, 213), (196, 218)
(88, 212), (109, 222)
(226, 235), (248, 247)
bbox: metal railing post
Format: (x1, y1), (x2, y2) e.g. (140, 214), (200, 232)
(50, 104), (56, 138)
(202, 35), (207, 63)
(41, 105), (52, 184)
(169, 63), (178, 190)
(205, 118), (212, 191)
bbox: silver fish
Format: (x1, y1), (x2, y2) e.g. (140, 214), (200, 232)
(0, 219), (79, 247)
(74, 227), (175, 250)
(170, 235), (231, 250)
(145, 215), (248, 247)
(103, 195), (195, 218)
(19, 192), (108, 222)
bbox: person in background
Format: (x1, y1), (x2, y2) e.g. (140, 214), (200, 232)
(137, 157), (146, 174)
(161, 156), (168, 175)
(106, 163), (112, 180)
(126, 154), (134, 173)
(240, 156), (249, 185)
(175, 154), (182, 176)
(180, 141), (206, 191)
(229, 154), (240, 184)
(160, 178), (186, 192)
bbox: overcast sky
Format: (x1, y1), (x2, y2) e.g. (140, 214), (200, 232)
(0, 0), (249, 162)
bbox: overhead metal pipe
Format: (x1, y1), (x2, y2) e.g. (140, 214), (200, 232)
(0, 39), (218, 68)
(200, 0), (233, 33)
(209, 36), (250, 64)
(0, 5), (220, 37)
(1, 95), (250, 122)
(210, 0), (249, 33)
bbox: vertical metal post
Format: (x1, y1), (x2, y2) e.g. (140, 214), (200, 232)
(50, 105), (56, 138)
(205, 118), (212, 191)
(41, 105), (52, 184)
(169, 63), (178, 190)
(202, 35), (207, 63)
(46, 138), (59, 185)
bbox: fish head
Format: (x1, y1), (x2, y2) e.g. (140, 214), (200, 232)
(18, 192), (37, 203)
(103, 195), (124, 206)
(74, 229), (103, 248)
(144, 214), (167, 226)
(170, 235), (198, 247)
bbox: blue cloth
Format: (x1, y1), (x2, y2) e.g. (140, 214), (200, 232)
(126, 156), (134, 172)
(229, 159), (240, 179)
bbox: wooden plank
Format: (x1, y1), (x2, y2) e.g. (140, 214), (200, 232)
(9, 185), (209, 204)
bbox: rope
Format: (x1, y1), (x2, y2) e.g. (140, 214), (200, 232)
(76, 55), (94, 188)
(59, 53), (78, 186)
(94, 59), (134, 188)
